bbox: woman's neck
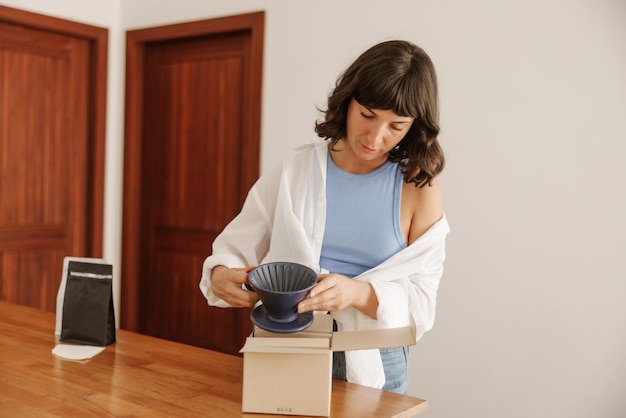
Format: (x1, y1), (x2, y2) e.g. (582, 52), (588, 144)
(329, 142), (388, 174)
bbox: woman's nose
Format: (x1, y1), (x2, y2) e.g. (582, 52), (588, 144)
(368, 123), (386, 145)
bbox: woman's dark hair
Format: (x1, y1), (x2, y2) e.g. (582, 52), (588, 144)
(315, 40), (444, 187)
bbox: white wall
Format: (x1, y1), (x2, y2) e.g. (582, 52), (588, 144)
(5, 1), (626, 417)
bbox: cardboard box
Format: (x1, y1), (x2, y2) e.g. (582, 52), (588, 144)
(240, 314), (416, 417)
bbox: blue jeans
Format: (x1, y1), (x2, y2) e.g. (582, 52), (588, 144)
(332, 346), (409, 394)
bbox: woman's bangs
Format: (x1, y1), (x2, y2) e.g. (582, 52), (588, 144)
(354, 75), (419, 118)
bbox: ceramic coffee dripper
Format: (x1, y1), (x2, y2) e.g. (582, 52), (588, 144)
(247, 262), (318, 323)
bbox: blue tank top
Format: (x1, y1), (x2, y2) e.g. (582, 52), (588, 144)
(320, 153), (406, 278)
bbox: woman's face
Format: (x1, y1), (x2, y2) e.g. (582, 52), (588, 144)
(342, 98), (414, 170)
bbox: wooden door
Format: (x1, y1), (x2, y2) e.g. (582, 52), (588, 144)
(0, 7), (107, 311)
(122, 12), (264, 355)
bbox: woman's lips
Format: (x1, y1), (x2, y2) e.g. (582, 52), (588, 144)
(360, 143), (376, 153)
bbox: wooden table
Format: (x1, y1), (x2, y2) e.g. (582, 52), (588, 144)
(0, 301), (427, 417)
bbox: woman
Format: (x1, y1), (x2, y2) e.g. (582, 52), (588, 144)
(200, 39), (450, 394)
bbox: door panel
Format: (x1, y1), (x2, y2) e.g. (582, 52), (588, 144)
(0, 12), (106, 311)
(123, 13), (264, 355)
(141, 33), (251, 349)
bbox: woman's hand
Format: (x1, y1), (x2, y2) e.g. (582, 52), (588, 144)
(211, 265), (260, 308)
(297, 273), (379, 319)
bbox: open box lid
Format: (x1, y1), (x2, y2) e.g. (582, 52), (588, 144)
(240, 313), (416, 354)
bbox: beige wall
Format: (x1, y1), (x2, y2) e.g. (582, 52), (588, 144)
(4, 1), (626, 417)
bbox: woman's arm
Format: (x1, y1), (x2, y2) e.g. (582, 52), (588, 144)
(210, 265), (259, 308)
(200, 167), (281, 307)
(402, 178), (444, 246)
(298, 179), (445, 320)
(298, 274), (379, 318)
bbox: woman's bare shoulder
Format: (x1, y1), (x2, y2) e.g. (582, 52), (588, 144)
(403, 178), (444, 245)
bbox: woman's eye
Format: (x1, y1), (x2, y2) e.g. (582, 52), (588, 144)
(360, 112), (375, 119)
(391, 125), (404, 132)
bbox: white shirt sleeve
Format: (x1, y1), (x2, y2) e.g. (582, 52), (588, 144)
(199, 166), (281, 307)
(199, 141), (328, 307)
(333, 214), (450, 339)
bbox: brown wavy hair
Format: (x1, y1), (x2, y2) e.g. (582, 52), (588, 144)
(315, 40), (444, 187)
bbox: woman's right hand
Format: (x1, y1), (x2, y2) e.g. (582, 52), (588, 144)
(211, 265), (260, 308)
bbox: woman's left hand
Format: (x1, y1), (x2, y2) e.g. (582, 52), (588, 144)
(297, 273), (378, 318)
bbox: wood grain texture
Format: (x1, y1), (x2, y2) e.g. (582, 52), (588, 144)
(0, 6), (107, 311)
(0, 301), (427, 417)
(121, 12), (264, 355)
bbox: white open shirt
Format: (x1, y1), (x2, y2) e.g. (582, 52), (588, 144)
(200, 140), (450, 388)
